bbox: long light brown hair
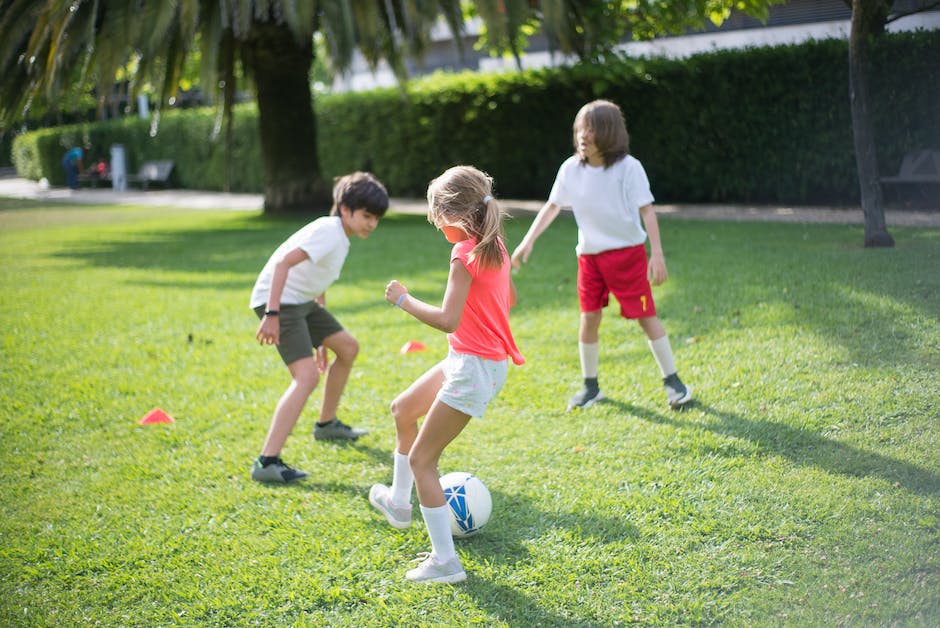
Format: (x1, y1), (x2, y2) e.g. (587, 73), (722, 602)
(427, 165), (506, 270)
(573, 100), (630, 168)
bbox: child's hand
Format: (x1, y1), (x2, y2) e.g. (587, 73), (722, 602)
(510, 243), (532, 270)
(315, 346), (329, 372)
(385, 280), (408, 306)
(648, 254), (668, 286)
(256, 316), (279, 345)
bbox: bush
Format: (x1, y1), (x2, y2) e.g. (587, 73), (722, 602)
(317, 30), (938, 205)
(12, 106), (263, 191)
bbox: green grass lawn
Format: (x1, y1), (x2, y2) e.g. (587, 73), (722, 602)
(1, 198), (938, 626)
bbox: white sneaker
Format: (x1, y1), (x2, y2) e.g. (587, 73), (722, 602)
(369, 484), (412, 529)
(405, 552), (467, 584)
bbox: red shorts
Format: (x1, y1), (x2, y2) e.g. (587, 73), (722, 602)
(577, 245), (656, 319)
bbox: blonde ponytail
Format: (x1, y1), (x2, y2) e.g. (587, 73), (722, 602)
(427, 166), (507, 270)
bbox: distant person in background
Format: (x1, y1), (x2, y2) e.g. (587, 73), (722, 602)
(89, 157), (109, 187)
(61, 146), (84, 190)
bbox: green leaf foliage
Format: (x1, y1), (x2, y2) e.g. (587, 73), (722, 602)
(11, 30), (939, 204)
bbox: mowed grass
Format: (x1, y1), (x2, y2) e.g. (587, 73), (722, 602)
(1, 197), (938, 626)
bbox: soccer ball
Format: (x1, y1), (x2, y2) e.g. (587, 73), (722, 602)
(440, 472), (492, 538)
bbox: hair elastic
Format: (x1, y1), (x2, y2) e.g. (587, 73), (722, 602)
(396, 292), (407, 308)
(482, 195), (493, 204)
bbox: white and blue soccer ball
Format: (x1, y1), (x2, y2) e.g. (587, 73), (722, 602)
(440, 471), (492, 538)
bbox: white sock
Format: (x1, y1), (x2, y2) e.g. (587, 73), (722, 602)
(420, 504), (456, 561)
(579, 342), (599, 379)
(648, 335), (676, 378)
(390, 451), (413, 505)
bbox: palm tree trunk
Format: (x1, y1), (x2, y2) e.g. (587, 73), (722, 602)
(849, 0), (893, 248)
(242, 21), (330, 214)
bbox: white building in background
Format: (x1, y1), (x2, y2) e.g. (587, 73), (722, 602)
(332, 0), (940, 93)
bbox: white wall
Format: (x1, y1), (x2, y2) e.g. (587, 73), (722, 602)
(333, 11), (940, 92)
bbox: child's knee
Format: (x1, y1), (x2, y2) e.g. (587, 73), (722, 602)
(407, 447), (432, 474)
(294, 370), (319, 395)
(329, 332), (359, 361)
(390, 396), (413, 427)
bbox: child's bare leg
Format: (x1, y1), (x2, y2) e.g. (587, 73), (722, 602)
(261, 357), (319, 456)
(638, 315), (666, 341)
(579, 309), (603, 343)
(408, 400), (471, 565)
(409, 400), (471, 508)
(369, 364), (447, 523)
(318, 330), (358, 422)
(390, 363), (445, 455)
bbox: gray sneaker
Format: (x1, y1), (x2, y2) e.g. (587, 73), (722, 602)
(567, 384), (605, 411)
(368, 484), (412, 529)
(405, 552), (467, 584)
(314, 418), (367, 441)
(663, 373), (693, 408)
(251, 457), (310, 483)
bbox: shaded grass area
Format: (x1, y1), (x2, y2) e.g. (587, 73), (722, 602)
(1, 199), (938, 626)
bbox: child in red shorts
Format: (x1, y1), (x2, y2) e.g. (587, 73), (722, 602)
(512, 99), (692, 410)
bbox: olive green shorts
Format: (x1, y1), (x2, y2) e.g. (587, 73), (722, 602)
(255, 301), (344, 366)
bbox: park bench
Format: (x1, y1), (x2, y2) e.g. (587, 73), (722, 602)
(76, 159), (175, 190)
(880, 149), (940, 205)
(127, 160), (175, 190)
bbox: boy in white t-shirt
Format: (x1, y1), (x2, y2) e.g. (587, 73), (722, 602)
(512, 100), (692, 410)
(249, 172), (389, 482)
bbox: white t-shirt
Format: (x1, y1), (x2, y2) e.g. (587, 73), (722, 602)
(249, 216), (350, 308)
(548, 154), (655, 255)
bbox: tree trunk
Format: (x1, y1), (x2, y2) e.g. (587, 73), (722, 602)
(242, 21), (330, 214)
(848, 0), (893, 248)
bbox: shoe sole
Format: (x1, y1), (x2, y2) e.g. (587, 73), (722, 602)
(408, 570), (467, 584)
(314, 433), (363, 441)
(251, 472), (309, 483)
(567, 391), (605, 411)
(369, 491), (411, 529)
(251, 474), (285, 483)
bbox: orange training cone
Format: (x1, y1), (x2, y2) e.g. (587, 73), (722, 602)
(400, 340), (427, 354)
(139, 408), (175, 425)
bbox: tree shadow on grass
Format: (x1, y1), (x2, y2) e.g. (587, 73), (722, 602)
(455, 487), (637, 627)
(259, 455), (636, 624)
(660, 221), (940, 372)
(47, 212), (437, 276)
(462, 577), (608, 628)
(604, 398), (940, 498)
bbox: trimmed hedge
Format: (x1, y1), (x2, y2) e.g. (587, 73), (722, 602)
(11, 107), (263, 192)
(12, 30), (939, 205)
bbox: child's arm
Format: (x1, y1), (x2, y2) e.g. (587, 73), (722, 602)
(386, 261), (471, 333)
(256, 247), (309, 345)
(511, 201), (563, 269)
(639, 204), (668, 286)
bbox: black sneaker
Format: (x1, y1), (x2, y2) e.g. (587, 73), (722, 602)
(251, 457), (310, 483)
(567, 383), (605, 411)
(314, 418), (368, 441)
(663, 373), (693, 408)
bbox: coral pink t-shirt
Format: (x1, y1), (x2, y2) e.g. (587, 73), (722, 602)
(448, 238), (525, 366)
